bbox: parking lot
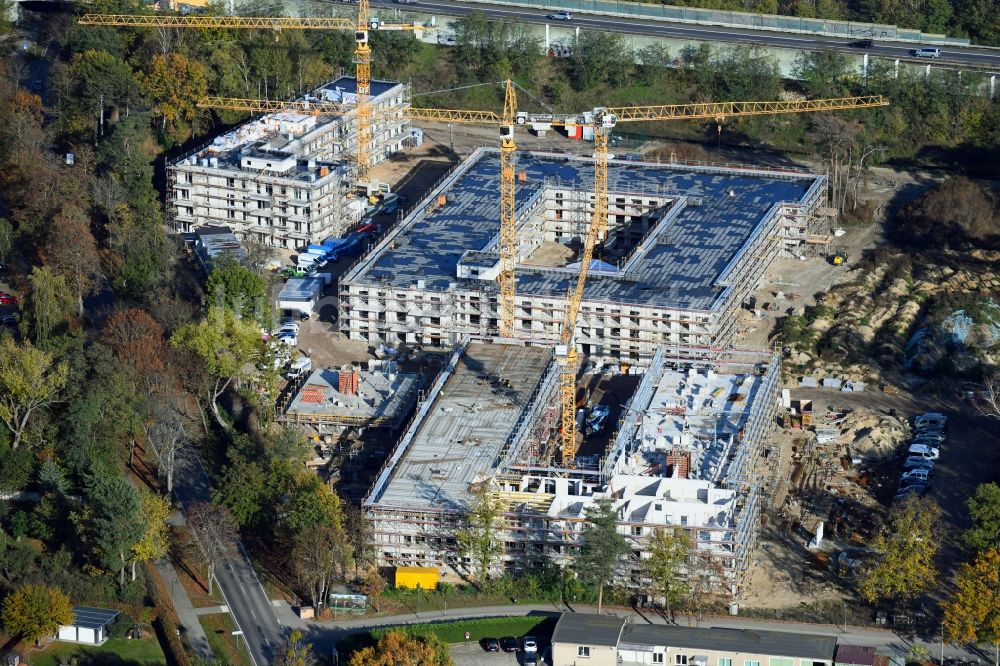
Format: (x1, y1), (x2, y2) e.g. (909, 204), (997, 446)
(450, 642), (548, 666)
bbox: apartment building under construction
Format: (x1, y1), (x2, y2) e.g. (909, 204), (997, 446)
(363, 340), (780, 598)
(339, 148), (825, 362)
(167, 76), (411, 248)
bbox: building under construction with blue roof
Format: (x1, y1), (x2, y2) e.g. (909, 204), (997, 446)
(339, 147), (825, 362)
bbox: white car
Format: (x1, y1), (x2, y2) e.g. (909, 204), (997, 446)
(522, 636), (537, 653)
(901, 468), (931, 482)
(277, 333), (298, 347)
(548, 11), (572, 20)
(908, 444), (940, 460)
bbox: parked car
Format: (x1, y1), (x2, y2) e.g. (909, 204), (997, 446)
(522, 636), (538, 653)
(0, 292), (18, 305)
(500, 637), (518, 653)
(437, 34), (457, 46)
(523, 653), (538, 666)
(908, 443), (940, 460)
(903, 456), (935, 470)
(482, 638), (500, 652)
(912, 47), (941, 58)
(0, 313), (16, 325)
(896, 484), (928, 499)
(901, 468), (932, 483)
(915, 412), (948, 428)
(277, 332), (298, 346)
(548, 10), (572, 19)
(913, 433), (946, 445)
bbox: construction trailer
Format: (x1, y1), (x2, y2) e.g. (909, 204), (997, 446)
(168, 76), (411, 248)
(340, 148), (825, 362)
(364, 340), (780, 599)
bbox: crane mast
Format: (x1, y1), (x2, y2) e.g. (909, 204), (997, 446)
(498, 80), (518, 338)
(354, 0), (373, 178)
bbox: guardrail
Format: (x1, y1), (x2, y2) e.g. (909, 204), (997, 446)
(458, 0), (971, 45)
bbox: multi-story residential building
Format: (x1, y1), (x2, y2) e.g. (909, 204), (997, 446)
(168, 76), (411, 248)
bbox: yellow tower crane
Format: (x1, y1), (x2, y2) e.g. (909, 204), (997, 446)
(196, 81), (524, 336)
(79, 0), (430, 178)
(549, 95), (888, 466)
(193, 92), (886, 382)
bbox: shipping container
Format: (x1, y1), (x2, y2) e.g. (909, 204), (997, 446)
(394, 566), (439, 590)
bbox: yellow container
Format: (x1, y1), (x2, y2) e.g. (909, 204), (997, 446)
(394, 566), (439, 590)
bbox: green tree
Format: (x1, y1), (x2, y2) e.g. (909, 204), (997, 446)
(77, 474), (144, 587)
(171, 305), (262, 428)
(345, 504), (376, 577)
(456, 483), (504, 583)
(1, 583), (74, 645)
(859, 495), (940, 604)
(131, 489), (171, 580)
(69, 49), (141, 140)
(0, 217), (13, 262)
(207, 256), (270, 325)
(138, 53), (209, 134)
(964, 483), (1000, 553)
(793, 50), (855, 97)
(568, 31), (631, 91)
(644, 527), (689, 620)
(275, 630), (317, 666)
(215, 455), (268, 527)
(942, 548), (1000, 647)
(0, 335), (69, 450)
(572, 498), (629, 613)
(21, 266), (75, 343)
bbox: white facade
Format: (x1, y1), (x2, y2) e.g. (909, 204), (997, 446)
(168, 77), (411, 248)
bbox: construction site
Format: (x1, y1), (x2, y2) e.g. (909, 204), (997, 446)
(166, 75), (414, 247)
(340, 147), (827, 361)
(75, 2), (895, 605)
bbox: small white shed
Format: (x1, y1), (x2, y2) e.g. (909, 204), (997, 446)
(57, 606), (119, 646)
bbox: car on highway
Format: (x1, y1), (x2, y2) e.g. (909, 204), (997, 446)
(394, 0), (419, 4)
(482, 638), (500, 652)
(850, 38), (875, 48)
(912, 47), (941, 58)
(548, 10), (573, 20)
(500, 637), (519, 652)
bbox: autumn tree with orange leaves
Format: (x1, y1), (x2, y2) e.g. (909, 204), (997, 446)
(348, 631), (451, 666)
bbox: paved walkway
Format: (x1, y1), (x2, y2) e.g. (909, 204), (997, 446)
(155, 555), (214, 659)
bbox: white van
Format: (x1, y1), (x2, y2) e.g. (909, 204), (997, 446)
(915, 412), (947, 429)
(913, 47), (940, 58)
(908, 443), (940, 460)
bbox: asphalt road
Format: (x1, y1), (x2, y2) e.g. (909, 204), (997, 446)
(172, 451), (283, 666)
(370, 0), (1000, 70)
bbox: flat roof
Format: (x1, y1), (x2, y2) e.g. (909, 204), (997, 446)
(348, 149), (821, 311)
(69, 606), (119, 629)
(175, 76), (404, 180)
(284, 366), (420, 427)
(370, 343), (551, 512)
(621, 625), (837, 661)
(626, 367), (765, 482)
(552, 613), (626, 647)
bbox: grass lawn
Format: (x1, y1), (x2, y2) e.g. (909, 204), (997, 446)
(338, 615), (558, 656)
(28, 638), (166, 666)
(200, 612), (254, 665)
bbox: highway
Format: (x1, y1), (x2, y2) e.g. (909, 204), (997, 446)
(370, 0), (1000, 70)
(172, 451), (283, 666)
